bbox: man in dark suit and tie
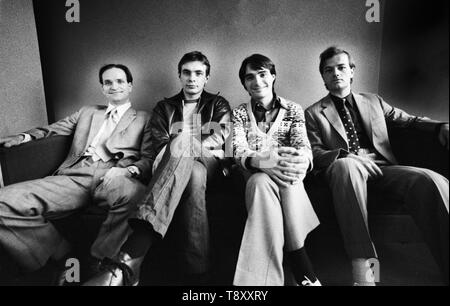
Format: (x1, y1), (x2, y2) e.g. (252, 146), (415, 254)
(0, 64), (151, 284)
(305, 46), (449, 285)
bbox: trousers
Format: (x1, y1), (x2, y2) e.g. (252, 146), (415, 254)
(325, 157), (449, 280)
(135, 133), (221, 273)
(233, 171), (320, 286)
(0, 157), (146, 271)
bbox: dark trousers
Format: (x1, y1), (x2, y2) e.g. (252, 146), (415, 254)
(325, 157), (449, 280)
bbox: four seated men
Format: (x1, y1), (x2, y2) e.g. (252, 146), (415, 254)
(0, 47), (448, 286)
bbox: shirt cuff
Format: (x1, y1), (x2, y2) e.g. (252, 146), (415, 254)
(128, 165), (141, 177)
(245, 157), (258, 171)
(19, 133), (32, 144)
(337, 149), (350, 159)
(434, 122), (448, 137)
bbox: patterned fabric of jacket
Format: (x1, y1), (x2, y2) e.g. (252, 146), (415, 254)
(232, 96), (313, 170)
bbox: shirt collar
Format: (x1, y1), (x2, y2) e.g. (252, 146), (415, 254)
(182, 98), (200, 107)
(330, 92), (354, 108)
(252, 94), (283, 112)
(106, 102), (131, 120)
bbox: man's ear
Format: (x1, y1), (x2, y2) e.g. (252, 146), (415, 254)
(128, 83), (133, 93)
(350, 67), (355, 78)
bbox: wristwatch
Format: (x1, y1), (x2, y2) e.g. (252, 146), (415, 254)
(127, 166), (139, 178)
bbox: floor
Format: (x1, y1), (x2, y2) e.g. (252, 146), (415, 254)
(0, 215), (445, 286)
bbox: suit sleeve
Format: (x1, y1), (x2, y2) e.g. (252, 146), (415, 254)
(377, 95), (443, 132)
(305, 108), (348, 170)
(25, 108), (83, 139)
(132, 114), (153, 183)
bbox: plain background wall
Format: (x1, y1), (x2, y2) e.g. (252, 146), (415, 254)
(379, 0), (449, 121)
(34, 0), (384, 122)
(0, 0), (47, 135)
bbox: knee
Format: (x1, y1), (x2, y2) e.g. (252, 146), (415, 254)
(246, 173), (273, 191)
(327, 157), (366, 180)
(106, 176), (146, 204)
(245, 173), (280, 210)
(186, 161), (207, 191)
(407, 168), (445, 191)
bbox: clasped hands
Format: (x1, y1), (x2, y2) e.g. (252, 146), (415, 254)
(249, 147), (309, 188)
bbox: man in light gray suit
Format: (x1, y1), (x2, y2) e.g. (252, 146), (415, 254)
(305, 46), (449, 285)
(0, 64), (151, 284)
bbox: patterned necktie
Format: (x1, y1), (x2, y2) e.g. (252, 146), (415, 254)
(336, 98), (360, 154)
(93, 108), (118, 162)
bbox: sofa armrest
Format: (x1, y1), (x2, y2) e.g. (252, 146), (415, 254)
(0, 135), (72, 186)
(388, 127), (449, 178)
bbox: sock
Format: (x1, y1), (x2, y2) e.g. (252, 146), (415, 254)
(121, 220), (159, 258)
(352, 258), (376, 286)
(288, 247), (318, 284)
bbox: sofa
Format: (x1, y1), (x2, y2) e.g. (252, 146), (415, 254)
(0, 126), (447, 285)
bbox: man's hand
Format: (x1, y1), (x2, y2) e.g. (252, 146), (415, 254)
(277, 147), (309, 183)
(100, 167), (130, 187)
(249, 147), (308, 188)
(438, 123), (449, 150)
(347, 154), (383, 179)
(0, 135), (25, 148)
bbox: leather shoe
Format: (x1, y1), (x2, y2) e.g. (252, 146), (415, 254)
(82, 252), (144, 286)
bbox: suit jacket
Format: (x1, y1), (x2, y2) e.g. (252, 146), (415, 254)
(25, 105), (152, 183)
(305, 92), (441, 171)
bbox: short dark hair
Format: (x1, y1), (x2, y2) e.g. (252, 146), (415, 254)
(238, 54), (276, 89)
(99, 64), (133, 84)
(319, 46), (356, 75)
(178, 51), (211, 77)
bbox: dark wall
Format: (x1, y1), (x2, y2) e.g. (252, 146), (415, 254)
(33, 0), (384, 122)
(379, 0), (449, 121)
(0, 0), (47, 135)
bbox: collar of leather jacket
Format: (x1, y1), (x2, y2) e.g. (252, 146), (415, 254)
(163, 90), (221, 113)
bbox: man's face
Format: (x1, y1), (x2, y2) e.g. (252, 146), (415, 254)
(101, 68), (132, 105)
(321, 53), (354, 93)
(179, 61), (209, 99)
(243, 65), (275, 100)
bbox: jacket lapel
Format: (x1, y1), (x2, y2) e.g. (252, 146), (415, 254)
(166, 92), (184, 123)
(353, 93), (374, 143)
(111, 108), (136, 136)
(321, 95), (348, 144)
(84, 108), (106, 150)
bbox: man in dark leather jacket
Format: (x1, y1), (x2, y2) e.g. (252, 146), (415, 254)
(148, 87), (231, 166)
(84, 51), (232, 286)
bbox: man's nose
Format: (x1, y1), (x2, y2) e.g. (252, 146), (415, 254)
(111, 81), (119, 89)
